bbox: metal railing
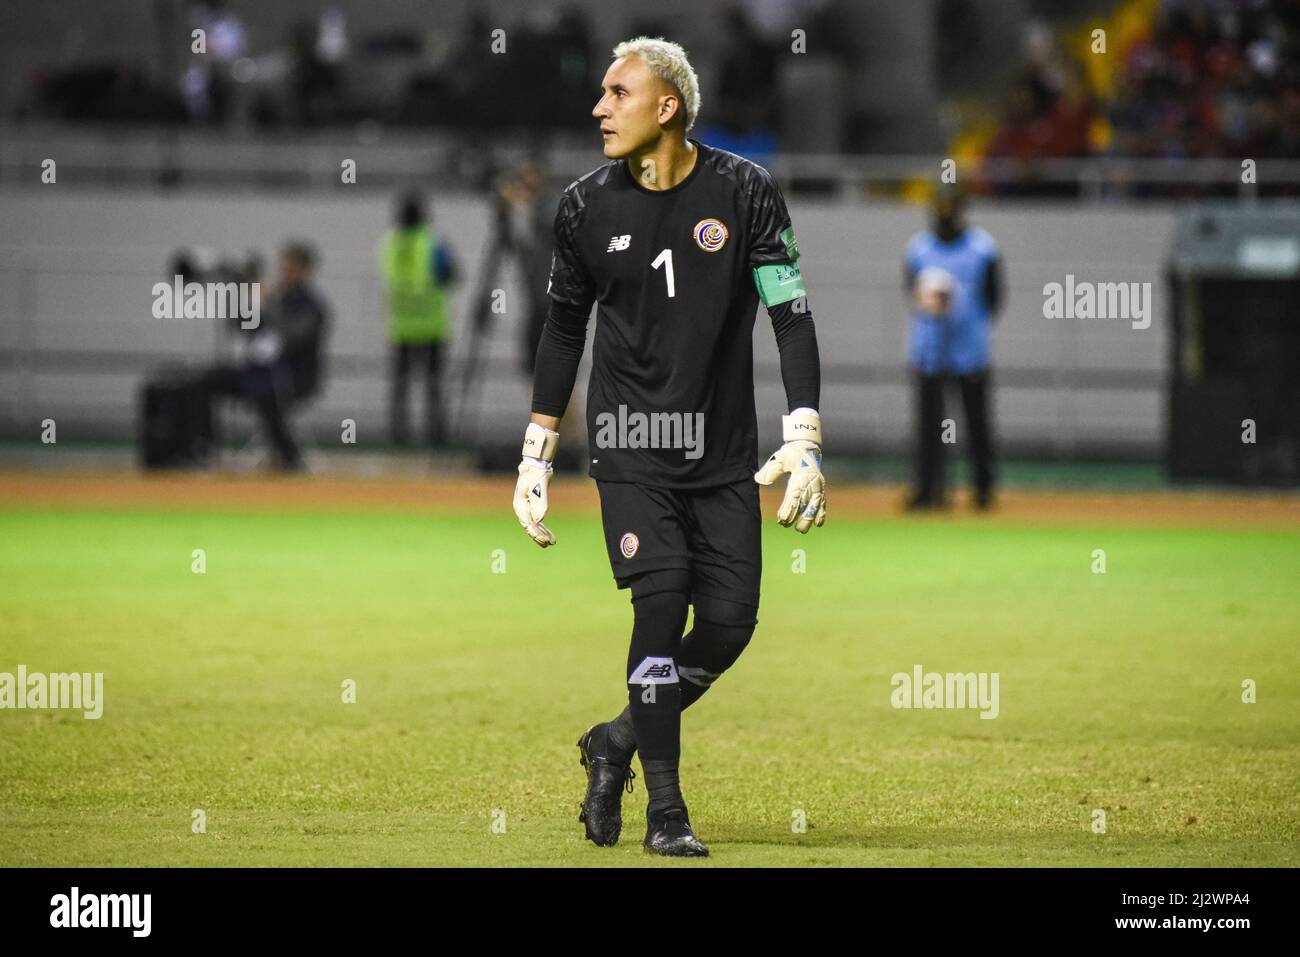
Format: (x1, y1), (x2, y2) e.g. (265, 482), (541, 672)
(3, 123), (1298, 200)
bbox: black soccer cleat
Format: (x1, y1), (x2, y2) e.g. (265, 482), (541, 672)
(576, 724), (636, 847)
(643, 806), (709, 858)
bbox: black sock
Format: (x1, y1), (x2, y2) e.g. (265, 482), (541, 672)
(607, 628), (697, 757)
(641, 758), (684, 815)
(606, 709), (636, 759)
(625, 588), (686, 776)
(610, 600), (756, 754)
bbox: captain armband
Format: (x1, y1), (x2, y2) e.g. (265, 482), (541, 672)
(753, 262), (807, 309)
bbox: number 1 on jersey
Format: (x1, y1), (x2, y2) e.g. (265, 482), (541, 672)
(651, 248), (675, 298)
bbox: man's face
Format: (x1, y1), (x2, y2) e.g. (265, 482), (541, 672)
(933, 196), (965, 240)
(592, 56), (677, 159)
(280, 255), (307, 287)
(518, 163), (543, 194)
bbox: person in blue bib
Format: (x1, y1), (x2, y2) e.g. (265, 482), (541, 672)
(903, 187), (1004, 509)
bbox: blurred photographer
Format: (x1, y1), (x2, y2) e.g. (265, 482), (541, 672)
(201, 241), (330, 471)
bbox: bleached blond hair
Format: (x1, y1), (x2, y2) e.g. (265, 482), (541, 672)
(611, 37), (701, 132)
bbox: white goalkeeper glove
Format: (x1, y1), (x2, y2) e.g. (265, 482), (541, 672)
(513, 422), (559, 547)
(754, 407), (826, 533)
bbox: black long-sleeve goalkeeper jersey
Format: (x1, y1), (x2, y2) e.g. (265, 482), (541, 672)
(532, 138), (820, 489)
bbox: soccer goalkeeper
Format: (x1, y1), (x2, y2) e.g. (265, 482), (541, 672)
(512, 37), (824, 857)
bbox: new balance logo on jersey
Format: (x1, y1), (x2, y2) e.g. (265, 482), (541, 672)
(606, 234), (631, 252)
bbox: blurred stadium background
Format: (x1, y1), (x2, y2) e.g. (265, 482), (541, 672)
(0, 0), (1296, 483)
(2, 0), (1299, 870)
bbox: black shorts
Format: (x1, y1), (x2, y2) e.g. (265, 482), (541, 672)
(596, 478), (762, 606)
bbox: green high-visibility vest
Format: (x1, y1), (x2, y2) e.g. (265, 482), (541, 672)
(381, 225), (449, 343)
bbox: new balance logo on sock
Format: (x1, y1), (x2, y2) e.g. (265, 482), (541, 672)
(629, 657), (678, 685)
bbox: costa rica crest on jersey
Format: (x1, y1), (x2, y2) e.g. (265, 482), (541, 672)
(693, 218), (729, 252)
(619, 532), (640, 558)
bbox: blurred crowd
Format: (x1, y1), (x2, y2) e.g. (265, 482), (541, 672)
(986, 23), (1101, 164)
(174, 0), (600, 130)
(987, 0), (1300, 165)
(1111, 0), (1300, 159)
(16, 0), (1300, 175)
(25, 0), (808, 149)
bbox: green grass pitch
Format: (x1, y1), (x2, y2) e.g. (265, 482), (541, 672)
(1, 503), (1297, 866)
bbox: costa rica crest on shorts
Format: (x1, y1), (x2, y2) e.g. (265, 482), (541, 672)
(693, 218), (728, 252)
(619, 532), (640, 558)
